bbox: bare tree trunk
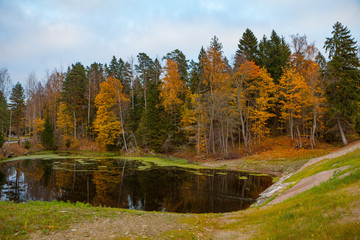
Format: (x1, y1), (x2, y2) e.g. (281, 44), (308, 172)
(117, 95), (128, 152)
(237, 95), (249, 153)
(337, 118), (348, 146)
(209, 85), (216, 155)
(87, 78), (91, 135)
(296, 125), (302, 148)
(73, 111), (76, 139)
(33, 105), (36, 144)
(289, 112), (294, 141)
(310, 105), (318, 149)
(7, 111), (12, 154)
(197, 95), (201, 156)
(235, 76), (250, 153)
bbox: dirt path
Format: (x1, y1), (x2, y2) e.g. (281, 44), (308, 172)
(265, 141), (360, 206)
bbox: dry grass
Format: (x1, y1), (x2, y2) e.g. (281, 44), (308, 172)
(246, 136), (337, 161)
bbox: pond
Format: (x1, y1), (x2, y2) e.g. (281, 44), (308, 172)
(0, 157), (273, 213)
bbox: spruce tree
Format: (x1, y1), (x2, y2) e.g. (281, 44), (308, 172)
(324, 22), (360, 145)
(9, 82), (25, 137)
(145, 80), (167, 152)
(258, 30), (291, 82)
(62, 62), (87, 138)
(0, 90), (9, 131)
(235, 28), (259, 66)
(0, 130), (4, 149)
(41, 116), (56, 150)
(163, 49), (189, 84)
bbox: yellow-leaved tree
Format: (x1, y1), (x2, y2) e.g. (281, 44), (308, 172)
(233, 61), (276, 151)
(248, 68), (276, 144)
(159, 59), (186, 113)
(202, 36), (231, 156)
(278, 65), (311, 147)
(94, 77), (127, 148)
(57, 102), (73, 137)
(233, 60), (260, 152)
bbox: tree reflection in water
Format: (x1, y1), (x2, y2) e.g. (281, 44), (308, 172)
(0, 158), (272, 213)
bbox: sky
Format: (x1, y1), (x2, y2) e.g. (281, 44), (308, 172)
(0, 0), (359, 87)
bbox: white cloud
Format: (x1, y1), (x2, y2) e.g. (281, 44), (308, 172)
(0, 0), (359, 85)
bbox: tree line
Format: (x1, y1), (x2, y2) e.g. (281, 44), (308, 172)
(0, 22), (359, 157)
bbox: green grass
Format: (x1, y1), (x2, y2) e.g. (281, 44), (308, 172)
(0, 201), (100, 239)
(114, 156), (208, 170)
(216, 148), (360, 240)
(285, 149), (360, 183)
(2, 150), (207, 170)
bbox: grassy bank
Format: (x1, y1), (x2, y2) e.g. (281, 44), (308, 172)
(212, 148), (360, 239)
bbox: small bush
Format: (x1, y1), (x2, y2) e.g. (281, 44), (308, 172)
(65, 139), (71, 148)
(0, 130), (4, 149)
(24, 140), (31, 150)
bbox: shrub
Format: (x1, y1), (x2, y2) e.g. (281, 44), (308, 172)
(65, 139), (71, 148)
(24, 140), (31, 150)
(41, 117), (57, 150)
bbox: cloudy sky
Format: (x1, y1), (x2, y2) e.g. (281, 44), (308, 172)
(1, 0), (359, 86)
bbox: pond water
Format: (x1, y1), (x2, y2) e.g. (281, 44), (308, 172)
(0, 158), (272, 213)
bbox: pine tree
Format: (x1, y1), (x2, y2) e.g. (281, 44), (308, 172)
(41, 116), (56, 150)
(146, 80), (167, 152)
(9, 82), (25, 137)
(324, 22), (360, 145)
(62, 62), (87, 138)
(258, 30), (291, 82)
(86, 62), (106, 137)
(0, 90), (9, 131)
(163, 49), (189, 84)
(0, 129), (4, 149)
(235, 28), (259, 66)
(135, 55), (167, 152)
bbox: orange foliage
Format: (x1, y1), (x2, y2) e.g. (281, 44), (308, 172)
(159, 59), (186, 112)
(278, 66), (311, 133)
(93, 77), (125, 146)
(248, 136), (336, 161)
(56, 102), (73, 136)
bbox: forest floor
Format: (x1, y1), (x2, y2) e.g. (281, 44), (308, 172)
(1, 139), (360, 239)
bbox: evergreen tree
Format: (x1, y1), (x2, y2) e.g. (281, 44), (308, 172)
(128, 76), (144, 134)
(107, 56), (122, 79)
(235, 28), (259, 66)
(324, 22), (360, 145)
(41, 116), (56, 150)
(163, 49), (189, 84)
(258, 30), (291, 82)
(107, 56), (132, 94)
(315, 52), (327, 72)
(62, 62), (87, 138)
(135, 54), (167, 151)
(9, 82), (25, 137)
(122, 61), (133, 95)
(86, 62), (106, 136)
(145, 80), (167, 151)
(0, 129), (4, 149)
(135, 53), (156, 112)
(0, 90), (9, 131)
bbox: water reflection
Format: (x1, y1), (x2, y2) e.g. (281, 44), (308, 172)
(0, 158), (272, 213)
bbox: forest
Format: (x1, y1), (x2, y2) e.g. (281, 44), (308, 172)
(0, 21), (359, 158)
